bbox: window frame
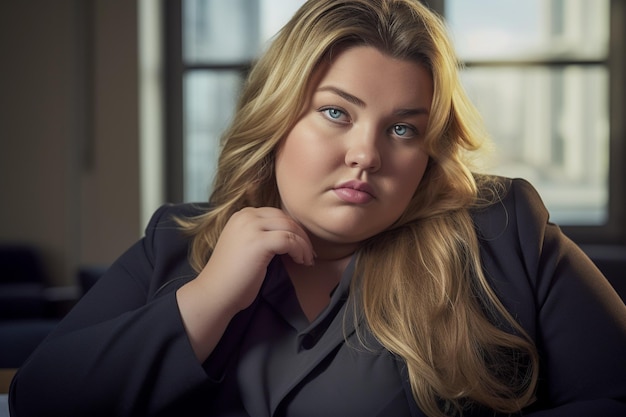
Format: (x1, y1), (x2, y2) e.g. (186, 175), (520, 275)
(164, 0), (252, 203)
(164, 0), (184, 204)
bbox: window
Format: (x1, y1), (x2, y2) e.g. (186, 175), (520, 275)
(450, 0), (609, 225)
(434, 0), (626, 243)
(165, 0), (305, 203)
(166, 0), (626, 244)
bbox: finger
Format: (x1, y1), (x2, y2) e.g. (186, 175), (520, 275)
(231, 207), (315, 264)
(262, 229), (316, 266)
(258, 216), (311, 240)
(237, 208), (314, 251)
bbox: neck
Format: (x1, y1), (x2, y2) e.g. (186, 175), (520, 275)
(281, 252), (353, 323)
(281, 250), (353, 280)
(308, 233), (360, 264)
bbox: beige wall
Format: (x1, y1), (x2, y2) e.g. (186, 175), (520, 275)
(0, 0), (146, 286)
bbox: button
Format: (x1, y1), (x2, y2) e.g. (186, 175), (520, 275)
(300, 333), (315, 350)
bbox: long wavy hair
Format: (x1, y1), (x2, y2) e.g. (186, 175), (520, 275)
(178, 1), (539, 415)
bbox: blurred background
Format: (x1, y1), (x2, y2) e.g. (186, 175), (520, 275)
(0, 0), (624, 372)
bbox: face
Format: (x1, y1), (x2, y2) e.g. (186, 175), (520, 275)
(275, 46), (432, 255)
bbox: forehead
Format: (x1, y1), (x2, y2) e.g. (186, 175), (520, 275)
(312, 46), (433, 108)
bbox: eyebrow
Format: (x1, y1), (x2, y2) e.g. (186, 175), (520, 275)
(316, 85), (429, 116)
(317, 86), (366, 107)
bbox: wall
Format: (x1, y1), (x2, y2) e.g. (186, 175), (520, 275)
(0, 0), (144, 286)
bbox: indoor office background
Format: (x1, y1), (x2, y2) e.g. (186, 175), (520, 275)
(0, 0), (625, 390)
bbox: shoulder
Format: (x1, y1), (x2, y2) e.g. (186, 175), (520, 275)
(470, 176), (557, 330)
(469, 176), (598, 329)
(142, 202), (211, 246)
(140, 203), (211, 285)
(471, 175), (550, 243)
(145, 202), (211, 232)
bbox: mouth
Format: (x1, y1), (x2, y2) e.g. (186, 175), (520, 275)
(332, 180), (375, 204)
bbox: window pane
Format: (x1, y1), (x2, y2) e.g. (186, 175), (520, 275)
(259, 0), (307, 44)
(183, 0), (306, 64)
(446, 0), (611, 226)
(182, 0), (307, 203)
(446, 0), (609, 61)
(184, 0), (260, 63)
(184, 71), (243, 201)
(462, 66), (609, 225)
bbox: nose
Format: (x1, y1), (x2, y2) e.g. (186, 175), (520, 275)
(344, 128), (381, 172)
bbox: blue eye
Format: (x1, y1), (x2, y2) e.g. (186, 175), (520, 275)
(325, 108), (344, 119)
(394, 125), (408, 136)
(319, 107), (350, 124)
(391, 124), (416, 139)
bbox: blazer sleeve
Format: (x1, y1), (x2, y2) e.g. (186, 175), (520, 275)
(9, 204), (211, 417)
(481, 179), (626, 416)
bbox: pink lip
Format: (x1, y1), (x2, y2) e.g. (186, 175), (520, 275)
(333, 180), (375, 204)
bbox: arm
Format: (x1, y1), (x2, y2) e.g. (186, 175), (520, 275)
(506, 179), (626, 416)
(9, 204), (315, 417)
(9, 205), (209, 417)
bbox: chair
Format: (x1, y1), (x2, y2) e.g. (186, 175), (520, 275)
(0, 245), (48, 319)
(583, 245), (626, 303)
(0, 320), (58, 368)
(0, 369), (15, 394)
(0, 319), (59, 393)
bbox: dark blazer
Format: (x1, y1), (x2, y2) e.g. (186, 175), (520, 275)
(9, 178), (626, 416)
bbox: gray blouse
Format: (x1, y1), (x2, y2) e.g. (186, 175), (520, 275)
(206, 257), (413, 416)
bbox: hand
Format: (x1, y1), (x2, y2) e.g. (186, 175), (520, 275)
(177, 207), (315, 360)
(198, 207), (315, 313)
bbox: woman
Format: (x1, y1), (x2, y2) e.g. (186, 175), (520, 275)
(10, 0), (626, 416)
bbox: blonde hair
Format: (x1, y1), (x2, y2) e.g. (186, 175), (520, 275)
(179, 0), (538, 415)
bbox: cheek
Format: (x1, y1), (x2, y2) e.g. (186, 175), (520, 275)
(276, 123), (337, 181)
(412, 153), (430, 184)
(276, 130), (316, 195)
(387, 153), (430, 211)
(395, 152), (429, 190)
